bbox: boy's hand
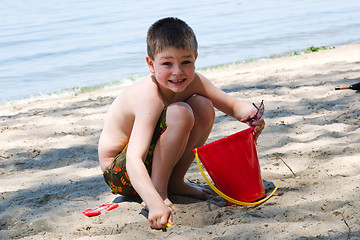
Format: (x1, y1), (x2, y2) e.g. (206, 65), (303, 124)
(148, 204), (173, 230)
(244, 100), (265, 142)
(248, 118), (265, 142)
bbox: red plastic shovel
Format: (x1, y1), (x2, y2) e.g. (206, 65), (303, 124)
(82, 203), (119, 217)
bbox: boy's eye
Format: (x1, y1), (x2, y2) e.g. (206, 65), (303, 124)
(162, 62), (172, 66)
(182, 61), (191, 64)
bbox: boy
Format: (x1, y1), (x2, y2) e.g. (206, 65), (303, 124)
(98, 17), (265, 230)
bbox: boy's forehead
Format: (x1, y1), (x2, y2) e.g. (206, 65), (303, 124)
(155, 47), (196, 59)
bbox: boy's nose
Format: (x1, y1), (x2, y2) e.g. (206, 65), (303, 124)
(172, 66), (183, 76)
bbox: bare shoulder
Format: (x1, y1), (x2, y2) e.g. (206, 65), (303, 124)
(195, 72), (208, 81)
(191, 72), (236, 112)
(109, 76), (163, 116)
(190, 72), (218, 96)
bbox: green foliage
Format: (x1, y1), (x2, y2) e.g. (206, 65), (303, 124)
(305, 45), (333, 53)
(292, 45), (334, 56)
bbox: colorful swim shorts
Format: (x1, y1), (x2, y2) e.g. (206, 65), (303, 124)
(103, 108), (167, 196)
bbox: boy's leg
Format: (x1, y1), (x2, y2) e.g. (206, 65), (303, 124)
(168, 95), (215, 198)
(150, 101), (195, 201)
(150, 95), (215, 200)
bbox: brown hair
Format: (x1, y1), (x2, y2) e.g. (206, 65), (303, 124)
(147, 17), (198, 59)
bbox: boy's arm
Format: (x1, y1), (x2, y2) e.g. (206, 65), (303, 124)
(125, 102), (172, 229)
(196, 73), (265, 139)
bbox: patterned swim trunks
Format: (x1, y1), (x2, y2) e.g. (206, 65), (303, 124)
(103, 108), (167, 196)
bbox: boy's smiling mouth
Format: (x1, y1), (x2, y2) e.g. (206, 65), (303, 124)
(169, 78), (186, 83)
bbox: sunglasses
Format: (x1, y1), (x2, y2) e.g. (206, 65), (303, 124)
(248, 100), (264, 122)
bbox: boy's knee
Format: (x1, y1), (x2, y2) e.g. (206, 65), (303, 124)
(188, 95), (215, 121)
(166, 102), (195, 129)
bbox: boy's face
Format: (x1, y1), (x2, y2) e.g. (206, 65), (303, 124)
(146, 47), (197, 93)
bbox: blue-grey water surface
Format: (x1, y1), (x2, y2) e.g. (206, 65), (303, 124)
(1, 0), (360, 104)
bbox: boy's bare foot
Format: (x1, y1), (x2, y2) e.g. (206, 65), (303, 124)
(168, 182), (212, 200)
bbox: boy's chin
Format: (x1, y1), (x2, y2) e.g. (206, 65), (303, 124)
(169, 86), (189, 93)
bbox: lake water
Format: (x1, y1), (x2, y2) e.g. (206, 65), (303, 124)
(1, 0), (360, 104)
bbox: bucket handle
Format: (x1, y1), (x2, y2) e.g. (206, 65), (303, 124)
(194, 148), (280, 206)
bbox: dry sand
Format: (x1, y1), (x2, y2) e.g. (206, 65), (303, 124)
(1, 43), (359, 239)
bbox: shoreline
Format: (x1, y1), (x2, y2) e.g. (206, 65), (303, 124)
(2, 42), (357, 108)
(1, 43), (359, 239)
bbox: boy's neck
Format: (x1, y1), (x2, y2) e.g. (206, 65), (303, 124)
(151, 75), (181, 106)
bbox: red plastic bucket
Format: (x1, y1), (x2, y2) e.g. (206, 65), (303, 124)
(193, 127), (266, 205)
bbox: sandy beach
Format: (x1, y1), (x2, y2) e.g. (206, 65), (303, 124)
(1, 43), (359, 239)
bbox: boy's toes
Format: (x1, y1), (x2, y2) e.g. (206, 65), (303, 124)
(200, 188), (213, 200)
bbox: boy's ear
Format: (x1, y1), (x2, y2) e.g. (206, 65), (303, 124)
(146, 56), (155, 74)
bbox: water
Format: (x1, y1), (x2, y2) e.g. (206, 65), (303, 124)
(1, 0), (360, 104)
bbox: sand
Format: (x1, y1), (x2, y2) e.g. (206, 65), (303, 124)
(1, 43), (359, 240)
